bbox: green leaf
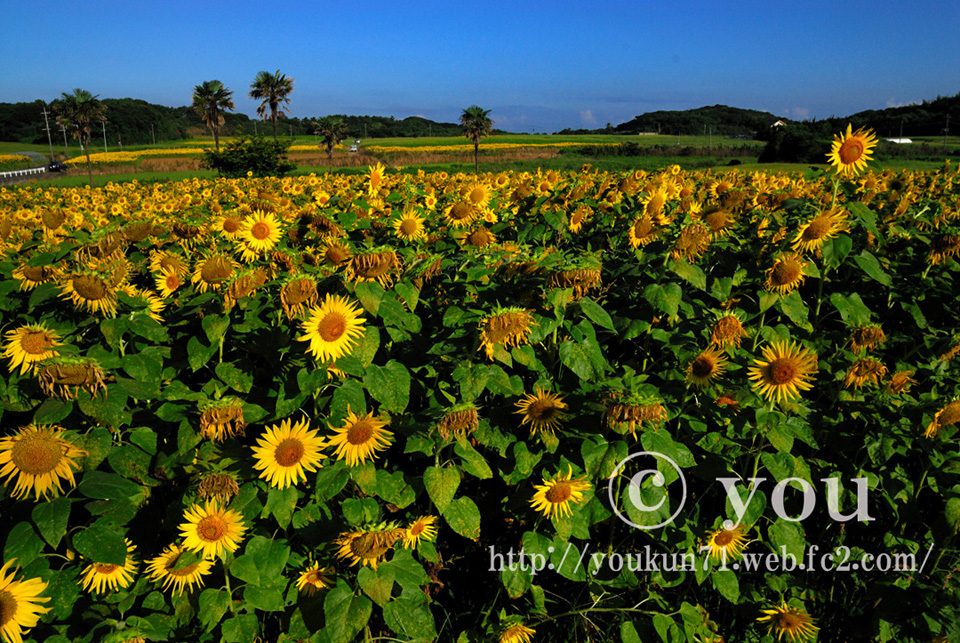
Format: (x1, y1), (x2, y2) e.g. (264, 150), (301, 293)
(202, 314), (230, 343)
(669, 260), (707, 290)
(78, 471), (144, 504)
(582, 437), (628, 480)
(855, 250), (892, 286)
(323, 585), (372, 643)
(73, 519), (127, 565)
(216, 361), (253, 393)
(454, 441), (493, 479)
(32, 497), (71, 548)
(357, 566), (395, 607)
(244, 584), (286, 611)
(379, 549), (430, 589)
(579, 297), (616, 331)
(3, 522), (44, 568)
(644, 282), (682, 318)
(822, 235), (853, 269)
(424, 466), (461, 513)
(945, 497), (960, 532)
(128, 427), (157, 455)
(221, 613), (259, 643)
(848, 201), (882, 244)
(375, 469), (416, 508)
(330, 379), (367, 418)
(559, 339), (595, 380)
(777, 290), (812, 331)
(454, 361), (487, 402)
(711, 569), (740, 603)
(830, 291), (873, 325)
(33, 398), (73, 425)
(362, 360), (411, 413)
(263, 486), (299, 528)
(768, 518), (806, 560)
(442, 496), (481, 541)
(186, 336), (217, 371)
(198, 588), (231, 631)
(394, 282), (421, 311)
(382, 590), (438, 642)
(621, 621), (642, 643)
(355, 280), (386, 316)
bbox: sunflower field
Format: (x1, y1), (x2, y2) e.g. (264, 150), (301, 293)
(0, 129), (959, 643)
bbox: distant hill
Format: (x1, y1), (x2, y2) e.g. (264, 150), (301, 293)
(0, 99), (467, 146)
(611, 104), (784, 137)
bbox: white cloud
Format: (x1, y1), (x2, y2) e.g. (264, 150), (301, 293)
(580, 109), (597, 126)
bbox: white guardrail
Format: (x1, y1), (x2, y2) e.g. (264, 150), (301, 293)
(0, 166), (49, 183)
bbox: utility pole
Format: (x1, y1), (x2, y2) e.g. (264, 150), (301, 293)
(944, 115), (950, 148)
(101, 120), (108, 153)
(41, 107), (55, 159)
(151, 124), (156, 146)
(60, 124), (69, 157)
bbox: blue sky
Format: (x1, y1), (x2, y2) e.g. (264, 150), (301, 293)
(2, 0), (958, 133)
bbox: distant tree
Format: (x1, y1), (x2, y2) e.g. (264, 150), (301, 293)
(52, 88), (105, 187)
(202, 134), (296, 178)
(314, 116), (347, 159)
(249, 70), (294, 140)
(460, 105), (493, 172)
(192, 80), (235, 151)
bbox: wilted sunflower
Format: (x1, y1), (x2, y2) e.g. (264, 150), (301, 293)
(764, 253), (809, 295)
(326, 409), (393, 467)
(393, 211), (427, 242)
(79, 539), (138, 594)
(37, 356), (108, 400)
(296, 562), (334, 596)
(0, 425), (85, 501)
(605, 396), (667, 439)
(499, 623), (536, 643)
(346, 248), (401, 287)
(925, 400), (960, 439)
(849, 325), (886, 352)
(298, 294), (366, 363)
(280, 276), (318, 319)
(928, 233), (960, 266)
(12, 261), (60, 291)
(196, 471), (240, 503)
(145, 544), (213, 595)
(436, 404), (480, 441)
(0, 559), (51, 643)
(793, 208), (848, 254)
(478, 307), (537, 360)
(685, 348), (729, 388)
(827, 124), (878, 178)
(3, 324), (62, 375)
(60, 272), (118, 317)
(190, 253), (237, 294)
(710, 312), (748, 348)
(515, 387), (567, 436)
(322, 239), (353, 267)
(462, 226), (497, 249)
(530, 467), (591, 520)
(403, 516), (439, 549)
(748, 341), (818, 404)
(843, 358), (887, 390)
(549, 266), (602, 298)
(757, 601), (819, 643)
(335, 527), (403, 570)
(251, 417), (327, 489)
(198, 398), (247, 442)
(885, 370), (916, 395)
(671, 222), (712, 262)
(443, 201), (479, 228)
(704, 526), (749, 563)
(179, 500), (247, 559)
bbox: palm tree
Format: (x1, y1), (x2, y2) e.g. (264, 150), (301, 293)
(460, 105), (493, 173)
(314, 116), (347, 159)
(249, 70), (294, 140)
(52, 89), (105, 187)
(192, 80), (235, 151)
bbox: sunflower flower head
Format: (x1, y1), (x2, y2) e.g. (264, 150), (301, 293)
(478, 306), (537, 361)
(515, 386), (568, 436)
(3, 323), (63, 376)
(0, 559), (51, 643)
(530, 466), (591, 521)
(296, 562), (334, 596)
(79, 539), (138, 594)
(178, 500), (247, 559)
(0, 425), (85, 501)
(757, 600), (819, 643)
(827, 124), (878, 178)
(326, 409), (393, 467)
(251, 417), (327, 489)
(297, 294), (366, 363)
(748, 341), (818, 404)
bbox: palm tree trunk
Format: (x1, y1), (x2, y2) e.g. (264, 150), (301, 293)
(85, 149), (93, 188)
(474, 141), (479, 173)
(272, 112), (278, 140)
(213, 126), (220, 152)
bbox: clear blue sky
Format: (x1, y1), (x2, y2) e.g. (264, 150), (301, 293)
(2, 0), (958, 133)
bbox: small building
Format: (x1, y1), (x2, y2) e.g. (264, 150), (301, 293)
(885, 138), (913, 144)
(769, 120), (787, 128)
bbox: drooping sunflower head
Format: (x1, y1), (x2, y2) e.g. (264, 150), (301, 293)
(843, 358), (887, 390)
(3, 323), (63, 376)
(499, 623), (536, 643)
(296, 562), (334, 596)
(757, 600), (819, 643)
(79, 539), (138, 594)
(925, 400), (960, 439)
(849, 324), (886, 353)
(196, 471), (241, 503)
(671, 222), (712, 262)
(326, 409), (393, 467)
(685, 348), (729, 389)
(12, 260), (61, 291)
(764, 253), (809, 295)
(443, 201), (479, 228)
(928, 233), (960, 266)
(178, 500), (248, 559)
(198, 398), (247, 443)
(37, 356), (107, 400)
(335, 525), (404, 570)
(0, 424), (85, 501)
(280, 276), (319, 319)
(346, 248), (401, 287)
(251, 417), (327, 489)
(515, 386), (568, 436)
(748, 341), (818, 404)
(436, 403), (480, 441)
(710, 310), (748, 348)
(60, 271), (119, 317)
(297, 294), (366, 363)
(530, 466), (592, 520)
(190, 253), (237, 294)
(461, 226), (498, 250)
(604, 394), (667, 439)
(885, 370), (916, 396)
(478, 307), (537, 361)
(145, 544), (213, 595)
(827, 124), (878, 178)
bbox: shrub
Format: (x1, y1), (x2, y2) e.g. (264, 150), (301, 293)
(202, 134), (296, 177)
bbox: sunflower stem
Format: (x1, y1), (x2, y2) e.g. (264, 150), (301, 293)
(223, 560), (235, 612)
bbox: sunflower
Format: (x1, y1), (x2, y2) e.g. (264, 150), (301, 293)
(346, 249), (401, 287)
(827, 124), (878, 178)
(605, 397), (667, 439)
(79, 539), (138, 594)
(298, 294), (366, 363)
(792, 208), (848, 254)
(296, 562), (333, 596)
(925, 400), (960, 439)
(3, 324), (62, 375)
(280, 276), (319, 319)
(757, 601), (819, 643)
(326, 410), (393, 467)
(464, 183), (491, 209)
(0, 425), (85, 501)
(213, 213), (243, 238)
(12, 262), (60, 291)
(145, 544), (213, 595)
(154, 267), (183, 299)
(885, 370), (916, 396)
(641, 187), (670, 220)
(843, 358), (887, 390)
(393, 211), (427, 242)
(701, 208), (737, 238)
(671, 222), (712, 262)
(514, 387), (567, 436)
(179, 500), (247, 559)
(436, 404), (480, 441)
(568, 204), (591, 233)
(530, 467), (591, 520)
(685, 348), (729, 388)
(148, 250), (189, 279)
(237, 210), (283, 259)
(500, 623), (536, 643)
(443, 201), (479, 228)
(190, 253), (237, 294)
(929, 233), (960, 265)
(196, 472), (240, 502)
(627, 216), (661, 248)
(37, 356), (108, 400)
(251, 417), (327, 489)
(403, 516), (439, 549)
(335, 527), (403, 570)
(368, 162), (386, 196)
(849, 325), (885, 352)
(323, 239), (353, 267)
(710, 312), (748, 348)
(0, 559), (50, 643)
(748, 341), (818, 404)
(704, 526), (749, 563)
(764, 253), (809, 295)
(198, 398), (247, 443)
(59, 272), (118, 317)
(478, 307), (537, 360)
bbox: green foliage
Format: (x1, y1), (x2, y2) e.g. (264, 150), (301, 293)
(202, 134), (296, 177)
